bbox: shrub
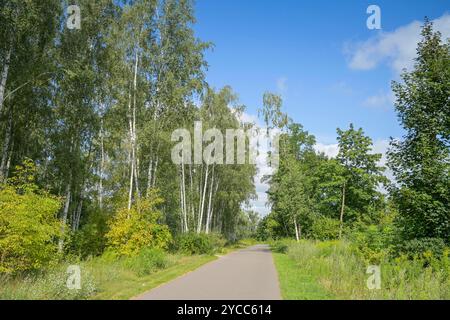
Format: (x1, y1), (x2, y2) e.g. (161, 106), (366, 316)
(124, 247), (171, 276)
(106, 190), (172, 256)
(270, 239), (294, 253)
(174, 232), (226, 255)
(350, 224), (395, 264)
(310, 217), (340, 240)
(68, 208), (109, 258)
(395, 238), (447, 259)
(0, 160), (62, 274)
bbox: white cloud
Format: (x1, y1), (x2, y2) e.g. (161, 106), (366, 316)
(346, 13), (450, 75)
(314, 143), (339, 158)
(237, 111), (258, 124)
(371, 139), (390, 167)
(363, 91), (394, 110)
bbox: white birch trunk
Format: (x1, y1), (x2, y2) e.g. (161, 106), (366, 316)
(99, 119), (105, 209)
(205, 166), (215, 234)
(146, 158), (153, 196)
(197, 165), (209, 233)
(58, 184), (71, 252)
(0, 111), (12, 182)
(0, 44), (12, 115)
(127, 84), (134, 210)
(152, 156), (158, 187)
(294, 216), (300, 242)
(181, 162), (188, 232)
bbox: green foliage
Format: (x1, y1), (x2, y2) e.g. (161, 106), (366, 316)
(395, 238), (447, 259)
(270, 239), (295, 254)
(256, 215), (281, 240)
(336, 124), (387, 223)
(234, 210), (260, 240)
(0, 161), (62, 274)
(174, 232), (226, 255)
(388, 20), (450, 243)
(310, 217), (341, 241)
(106, 191), (172, 256)
(350, 224), (396, 264)
(124, 247), (172, 276)
(68, 208), (110, 258)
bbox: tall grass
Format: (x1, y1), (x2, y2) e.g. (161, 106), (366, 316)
(0, 248), (176, 300)
(0, 237), (250, 300)
(282, 240), (449, 299)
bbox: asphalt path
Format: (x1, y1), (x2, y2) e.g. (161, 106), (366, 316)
(136, 244), (281, 300)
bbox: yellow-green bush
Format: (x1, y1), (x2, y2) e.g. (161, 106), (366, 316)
(106, 190), (172, 256)
(310, 217), (341, 240)
(0, 160), (62, 274)
(173, 232), (226, 255)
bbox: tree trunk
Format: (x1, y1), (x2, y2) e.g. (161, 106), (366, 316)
(72, 199), (83, 231)
(128, 146), (134, 210)
(197, 165), (209, 233)
(58, 183), (71, 252)
(181, 154), (188, 232)
(4, 139), (13, 181)
(205, 166), (215, 234)
(0, 44), (12, 115)
(179, 172), (185, 232)
(133, 51), (139, 197)
(152, 156), (158, 187)
(189, 163), (195, 222)
(339, 181), (346, 239)
(99, 120), (105, 209)
(127, 85), (134, 210)
(294, 216), (300, 242)
(146, 157), (153, 196)
(0, 110), (13, 182)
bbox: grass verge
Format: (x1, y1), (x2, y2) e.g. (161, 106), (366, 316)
(272, 252), (332, 300)
(0, 253), (216, 300)
(0, 239), (258, 300)
(94, 254), (216, 300)
(271, 239), (450, 300)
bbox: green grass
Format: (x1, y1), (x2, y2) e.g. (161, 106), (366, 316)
(273, 252), (333, 300)
(271, 239), (450, 300)
(0, 239), (258, 300)
(92, 254), (216, 300)
(0, 253), (216, 300)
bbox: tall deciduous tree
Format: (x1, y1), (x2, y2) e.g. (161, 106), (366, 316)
(388, 20), (450, 242)
(336, 124), (386, 236)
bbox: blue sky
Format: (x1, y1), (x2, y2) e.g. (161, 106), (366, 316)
(194, 0), (448, 142)
(192, 0), (450, 215)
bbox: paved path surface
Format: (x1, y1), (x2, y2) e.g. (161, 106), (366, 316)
(136, 244), (281, 300)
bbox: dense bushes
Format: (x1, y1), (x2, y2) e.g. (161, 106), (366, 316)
(310, 217), (341, 240)
(173, 232), (226, 255)
(68, 209), (109, 258)
(106, 191), (172, 256)
(0, 161), (62, 274)
(350, 224), (396, 264)
(395, 238), (447, 259)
